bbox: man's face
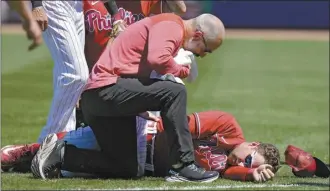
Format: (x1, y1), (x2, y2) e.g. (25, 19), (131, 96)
(183, 31), (215, 58)
(227, 142), (266, 168)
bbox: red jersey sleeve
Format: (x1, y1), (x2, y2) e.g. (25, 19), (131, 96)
(222, 166), (255, 181)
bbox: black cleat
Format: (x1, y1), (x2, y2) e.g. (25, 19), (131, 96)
(165, 163), (219, 183)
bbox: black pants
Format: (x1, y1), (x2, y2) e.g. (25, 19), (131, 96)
(62, 116), (138, 178)
(62, 78), (194, 177)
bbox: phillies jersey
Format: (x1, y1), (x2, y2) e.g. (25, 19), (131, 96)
(83, 0), (163, 69)
(146, 111), (254, 181)
(83, 0), (112, 70)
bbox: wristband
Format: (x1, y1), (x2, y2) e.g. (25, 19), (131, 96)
(31, 0), (42, 8)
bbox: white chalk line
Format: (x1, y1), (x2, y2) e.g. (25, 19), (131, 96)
(70, 183), (300, 190)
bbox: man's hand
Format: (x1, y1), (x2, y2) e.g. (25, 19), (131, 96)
(32, 7), (48, 31)
(22, 19), (43, 51)
(165, 0), (186, 15)
(179, 64), (191, 79)
(138, 111), (160, 122)
(110, 20), (126, 38)
(252, 164), (275, 182)
(6, 1), (43, 50)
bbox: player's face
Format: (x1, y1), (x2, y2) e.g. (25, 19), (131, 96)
(227, 142), (266, 168)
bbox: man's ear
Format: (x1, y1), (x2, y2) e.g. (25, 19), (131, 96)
(193, 30), (203, 40)
(249, 142), (260, 148)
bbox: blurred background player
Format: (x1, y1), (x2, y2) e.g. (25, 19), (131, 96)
(6, 1), (43, 51)
(29, 0), (90, 144)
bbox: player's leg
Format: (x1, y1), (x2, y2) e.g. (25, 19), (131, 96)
(0, 143), (39, 172)
(37, 1), (89, 143)
(0, 132), (66, 172)
(0, 127), (96, 173)
(60, 126), (100, 178)
(62, 127), (99, 150)
(31, 116), (139, 179)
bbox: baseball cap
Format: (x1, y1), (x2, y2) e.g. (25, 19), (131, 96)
(284, 145), (330, 178)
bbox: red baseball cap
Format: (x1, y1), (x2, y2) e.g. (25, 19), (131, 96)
(284, 145), (330, 178)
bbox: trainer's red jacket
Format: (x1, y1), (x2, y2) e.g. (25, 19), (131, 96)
(148, 111), (255, 181)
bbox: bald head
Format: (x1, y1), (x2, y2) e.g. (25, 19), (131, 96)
(182, 14), (225, 57)
(194, 14), (225, 48)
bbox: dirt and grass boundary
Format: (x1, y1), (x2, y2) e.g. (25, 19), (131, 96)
(1, 24), (329, 41)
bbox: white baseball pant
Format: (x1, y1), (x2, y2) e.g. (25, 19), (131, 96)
(37, 1), (89, 143)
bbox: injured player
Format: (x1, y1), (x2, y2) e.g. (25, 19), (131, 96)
(1, 110), (280, 182)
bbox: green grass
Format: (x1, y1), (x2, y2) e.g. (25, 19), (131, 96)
(1, 34), (329, 190)
(1, 34), (50, 74)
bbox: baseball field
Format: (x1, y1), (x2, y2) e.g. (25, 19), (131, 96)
(1, 25), (329, 190)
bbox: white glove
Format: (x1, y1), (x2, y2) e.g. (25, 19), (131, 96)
(173, 48), (198, 83)
(149, 48), (198, 85)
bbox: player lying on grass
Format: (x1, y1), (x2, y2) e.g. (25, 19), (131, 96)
(2, 110), (280, 182)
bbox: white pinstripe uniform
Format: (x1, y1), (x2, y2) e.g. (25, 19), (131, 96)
(37, 1), (89, 143)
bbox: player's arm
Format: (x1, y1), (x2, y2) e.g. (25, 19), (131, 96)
(147, 21), (190, 78)
(104, 0), (125, 38)
(104, 0), (119, 15)
(7, 1), (43, 51)
(104, 0), (123, 22)
(222, 166), (254, 181)
(7, 1), (34, 22)
(223, 165), (275, 182)
(165, 0), (186, 15)
(30, 0), (48, 31)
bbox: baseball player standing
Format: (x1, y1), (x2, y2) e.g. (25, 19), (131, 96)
(30, 0), (89, 143)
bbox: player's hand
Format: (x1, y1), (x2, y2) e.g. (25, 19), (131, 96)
(138, 111), (160, 122)
(110, 20), (126, 38)
(22, 19), (43, 51)
(252, 164), (275, 182)
(32, 7), (48, 31)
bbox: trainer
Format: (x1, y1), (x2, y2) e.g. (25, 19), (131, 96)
(82, 13), (224, 181)
(80, 13), (225, 182)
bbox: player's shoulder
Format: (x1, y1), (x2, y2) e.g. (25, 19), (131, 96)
(150, 13), (184, 31)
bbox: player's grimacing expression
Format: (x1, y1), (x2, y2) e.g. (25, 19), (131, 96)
(227, 142), (266, 168)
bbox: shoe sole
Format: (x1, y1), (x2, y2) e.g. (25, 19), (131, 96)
(165, 173), (219, 183)
(31, 134), (58, 179)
